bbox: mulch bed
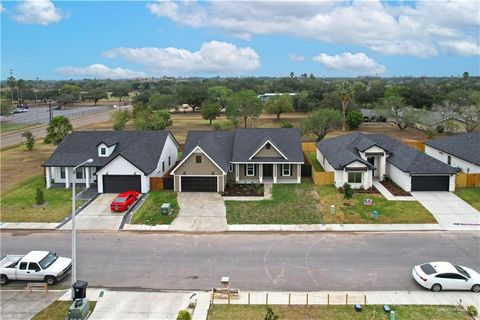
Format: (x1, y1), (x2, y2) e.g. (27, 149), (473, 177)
(337, 186), (380, 194)
(380, 178), (411, 196)
(223, 184), (264, 197)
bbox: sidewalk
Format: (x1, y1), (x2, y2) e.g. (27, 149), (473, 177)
(228, 223), (443, 232)
(373, 181), (416, 201)
(0, 222), (58, 230)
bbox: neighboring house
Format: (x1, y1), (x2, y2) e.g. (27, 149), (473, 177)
(42, 131), (179, 193)
(425, 132), (480, 174)
(316, 132), (457, 192)
(171, 128), (304, 192)
(412, 111), (468, 133)
(257, 93), (298, 102)
(360, 109), (385, 122)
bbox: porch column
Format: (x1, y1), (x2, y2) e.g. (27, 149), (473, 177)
(235, 164), (239, 182)
(46, 167), (52, 189)
(85, 167), (91, 189)
(259, 164), (263, 183)
(273, 164), (277, 183)
(65, 167), (70, 188)
(297, 164), (301, 183)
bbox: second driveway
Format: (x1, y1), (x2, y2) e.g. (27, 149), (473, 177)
(171, 193), (227, 232)
(411, 191), (480, 231)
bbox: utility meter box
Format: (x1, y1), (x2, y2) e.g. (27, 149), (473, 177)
(161, 203), (171, 215)
(68, 298), (89, 320)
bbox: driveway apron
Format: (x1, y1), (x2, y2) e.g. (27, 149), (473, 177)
(411, 191), (480, 231)
(171, 193), (227, 232)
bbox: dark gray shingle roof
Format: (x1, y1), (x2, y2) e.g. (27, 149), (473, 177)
(425, 132), (480, 166)
(42, 131), (173, 175)
(316, 132), (457, 174)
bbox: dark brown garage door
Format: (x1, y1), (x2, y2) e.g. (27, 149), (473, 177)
(411, 175), (449, 191)
(103, 175), (142, 193)
(181, 177), (217, 192)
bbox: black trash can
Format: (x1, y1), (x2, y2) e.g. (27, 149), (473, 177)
(72, 280), (88, 300)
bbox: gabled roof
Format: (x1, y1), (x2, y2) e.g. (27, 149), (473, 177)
(425, 132), (480, 166)
(248, 136), (287, 160)
(316, 132), (457, 174)
(232, 128), (304, 163)
(43, 131), (176, 175)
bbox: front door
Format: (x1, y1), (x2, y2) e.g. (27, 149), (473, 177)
(367, 157), (376, 177)
(263, 164), (273, 177)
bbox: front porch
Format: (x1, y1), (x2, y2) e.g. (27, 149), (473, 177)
(232, 163), (301, 184)
(45, 166), (97, 190)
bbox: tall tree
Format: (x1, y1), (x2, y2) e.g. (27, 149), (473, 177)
(148, 93), (176, 110)
(111, 85), (130, 107)
(86, 88), (108, 106)
(201, 103), (220, 125)
(376, 95), (415, 131)
(44, 116), (73, 145)
(207, 86), (232, 112)
(459, 91), (480, 132)
(226, 90), (262, 128)
(7, 75), (16, 103)
(265, 94), (294, 119)
(58, 84), (81, 107)
(17, 79), (25, 103)
(337, 81), (353, 131)
(176, 83), (208, 112)
(0, 98), (12, 115)
(301, 108), (342, 141)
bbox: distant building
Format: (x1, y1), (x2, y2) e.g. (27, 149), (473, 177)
(257, 93), (298, 102)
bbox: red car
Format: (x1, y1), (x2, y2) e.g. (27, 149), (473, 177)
(110, 191), (139, 212)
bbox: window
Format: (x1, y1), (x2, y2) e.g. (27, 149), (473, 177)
(162, 161), (165, 172)
(229, 164), (234, 172)
(348, 172), (362, 183)
(100, 147), (106, 155)
(28, 263), (40, 271)
(168, 156), (171, 166)
(282, 164), (291, 176)
(266, 143), (271, 149)
(60, 167), (65, 179)
(76, 167), (84, 179)
(435, 273), (466, 280)
(447, 155), (451, 165)
(19, 262), (27, 270)
(420, 263), (436, 275)
(246, 164), (255, 176)
(39, 252), (58, 269)
(196, 155), (202, 164)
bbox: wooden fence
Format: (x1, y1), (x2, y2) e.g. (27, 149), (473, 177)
(402, 139), (425, 152)
(312, 171), (334, 185)
(456, 173), (480, 187)
(150, 177), (164, 191)
(302, 142), (317, 153)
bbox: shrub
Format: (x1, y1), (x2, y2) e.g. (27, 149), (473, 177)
(279, 120), (293, 128)
(467, 305), (478, 316)
(35, 187), (45, 205)
(346, 109), (363, 130)
(213, 119), (236, 131)
(22, 131), (35, 150)
(112, 109), (131, 131)
(44, 116), (73, 145)
(426, 128), (434, 139)
(265, 307), (279, 320)
(343, 183), (353, 201)
(176, 310), (191, 320)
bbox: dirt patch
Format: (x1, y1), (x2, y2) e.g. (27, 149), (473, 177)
(223, 183), (264, 197)
(381, 178), (411, 196)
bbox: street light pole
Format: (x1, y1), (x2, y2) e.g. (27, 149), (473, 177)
(71, 158), (93, 298)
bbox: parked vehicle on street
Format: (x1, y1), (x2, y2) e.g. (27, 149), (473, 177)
(12, 107), (28, 114)
(52, 105), (63, 110)
(413, 261), (480, 292)
(110, 191), (139, 212)
(0, 251), (72, 285)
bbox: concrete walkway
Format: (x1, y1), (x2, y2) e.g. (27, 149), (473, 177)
(373, 181), (415, 201)
(171, 192), (228, 232)
(228, 223), (442, 232)
(0, 222), (58, 230)
(412, 191), (480, 231)
(0, 290), (64, 320)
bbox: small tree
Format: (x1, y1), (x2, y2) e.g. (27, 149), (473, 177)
(226, 90), (262, 128)
(264, 307), (279, 320)
(343, 183), (353, 205)
(112, 110), (131, 131)
(301, 108), (342, 141)
(22, 131), (35, 150)
(35, 187), (45, 205)
(44, 116), (73, 145)
(176, 310), (191, 320)
(111, 85), (130, 107)
(207, 85), (233, 112)
(346, 110), (363, 130)
(133, 108), (172, 130)
(1, 98), (13, 115)
(149, 93), (176, 110)
(376, 95), (415, 131)
(87, 88), (108, 106)
(201, 103), (220, 125)
(265, 94), (294, 120)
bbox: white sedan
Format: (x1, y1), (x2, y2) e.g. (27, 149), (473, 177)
(413, 262), (480, 292)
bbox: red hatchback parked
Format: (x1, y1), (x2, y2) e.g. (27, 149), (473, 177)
(110, 191), (139, 212)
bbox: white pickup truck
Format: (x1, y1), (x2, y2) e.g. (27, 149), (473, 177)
(0, 251), (72, 285)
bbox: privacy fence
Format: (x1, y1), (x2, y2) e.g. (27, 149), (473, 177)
(302, 142), (334, 186)
(456, 173), (480, 188)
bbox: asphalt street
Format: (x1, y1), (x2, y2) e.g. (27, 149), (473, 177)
(2, 106), (110, 125)
(1, 231), (479, 291)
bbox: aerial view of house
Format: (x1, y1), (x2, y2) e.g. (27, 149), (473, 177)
(316, 132), (458, 192)
(42, 131), (179, 193)
(425, 132), (480, 173)
(172, 128), (304, 192)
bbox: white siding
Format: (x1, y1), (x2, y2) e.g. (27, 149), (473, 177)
(149, 134), (179, 178)
(386, 163), (412, 192)
(51, 166), (96, 185)
(96, 156), (149, 193)
(317, 149), (344, 187)
(98, 143), (116, 157)
(425, 145), (480, 173)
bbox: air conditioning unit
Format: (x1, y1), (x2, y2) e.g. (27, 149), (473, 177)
(68, 298), (89, 320)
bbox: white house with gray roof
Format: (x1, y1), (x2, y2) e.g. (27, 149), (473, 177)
(425, 132), (480, 174)
(171, 128), (304, 192)
(42, 131), (179, 193)
(316, 132), (458, 192)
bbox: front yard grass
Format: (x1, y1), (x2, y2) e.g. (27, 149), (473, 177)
(319, 185), (436, 224)
(306, 152), (324, 172)
(130, 191), (178, 225)
(32, 300), (97, 320)
(454, 187), (480, 211)
(1, 175), (85, 223)
(207, 305), (469, 320)
(226, 180), (322, 224)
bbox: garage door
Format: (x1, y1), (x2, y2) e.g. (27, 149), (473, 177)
(411, 175), (449, 191)
(103, 175), (142, 193)
(181, 177), (217, 192)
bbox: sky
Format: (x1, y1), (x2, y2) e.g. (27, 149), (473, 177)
(1, 0), (479, 80)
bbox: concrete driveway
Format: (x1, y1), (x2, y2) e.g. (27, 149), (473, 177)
(411, 191), (480, 231)
(60, 194), (125, 231)
(0, 290), (64, 320)
(171, 193), (227, 232)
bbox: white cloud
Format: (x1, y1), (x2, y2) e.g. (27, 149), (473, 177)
(55, 64), (146, 79)
(146, 0), (480, 57)
(103, 41), (260, 74)
(289, 54), (305, 62)
(13, 0), (65, 25)
(439, 40), (480, 56)
(0, 4), (6, 13)
(313, 52), (386, 75)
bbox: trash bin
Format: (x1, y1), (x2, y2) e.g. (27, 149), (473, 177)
(72, 280), (88, 300)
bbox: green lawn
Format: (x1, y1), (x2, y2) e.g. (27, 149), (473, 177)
(306, 152), (324, 172)
(1, 175), (85, 223)
(0, 122), (32, 133)
(454, 187), (480, 211)
(32, 300), (96, 320)
(319, 185), (436, 224)
(226, 180), (322, 224)
(130, 191), (178, 225)
(207, 305), (469, 320)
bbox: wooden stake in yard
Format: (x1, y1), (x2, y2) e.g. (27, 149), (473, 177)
(346, 293), (348, 305)
(327, 293), (330, 305)
(248, 292), (250, 305)
(306, 294), (309, 305)
(288, 293), (291, 305)
(364, 294), (367, 305)
(228, 291), (230, 305)
(266, 293), (269, 305)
